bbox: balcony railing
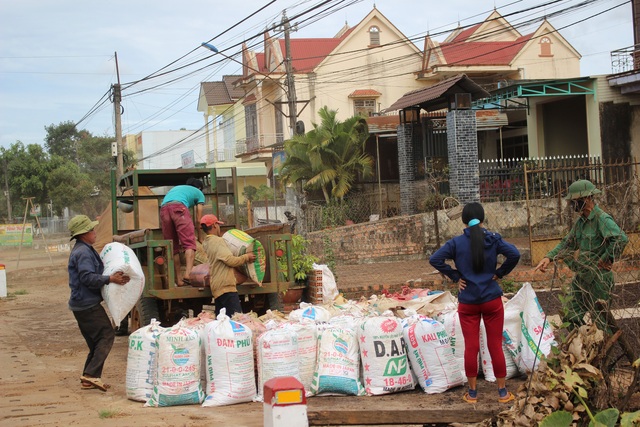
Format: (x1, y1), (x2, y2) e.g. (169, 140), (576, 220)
(207, 148), (237, 164)
(611, 44), (640, 74)
(235, 133), (285, 156)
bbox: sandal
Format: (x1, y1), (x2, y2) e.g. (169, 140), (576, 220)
(498, 390), (515, 403)
(463, 389), (478, 403)
(80, 376), (110, 392)
(80, 380), (97, 390)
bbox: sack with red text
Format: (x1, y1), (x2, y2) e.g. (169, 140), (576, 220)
(202, 309), (256, 406)
(358, 314), (415, 395)
(403, 315), (463, 394)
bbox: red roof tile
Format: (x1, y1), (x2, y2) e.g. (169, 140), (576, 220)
(450, 24), (481, 42)
(349, 89), (382, 98)
(278, 38), (343, 72)
(439, 34), (532, 66)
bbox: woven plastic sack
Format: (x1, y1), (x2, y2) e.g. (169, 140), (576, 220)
(126, 319), (164, 402)
(403, 315), (463, 394)
(222, 229), (266, 285)
(359, 314), (415, 395)
(202, 309), (256, 406)
(100, 242), (145, 325)
(311, 325), (365, 396)
(145, 324), (204, 407)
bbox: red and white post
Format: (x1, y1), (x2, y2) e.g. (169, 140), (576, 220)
(263, 376), (308, 427)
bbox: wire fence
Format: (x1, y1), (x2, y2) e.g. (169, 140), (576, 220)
(302, 157), (640, 407)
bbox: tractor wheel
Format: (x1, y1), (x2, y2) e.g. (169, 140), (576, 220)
(130, 297), (160, 332)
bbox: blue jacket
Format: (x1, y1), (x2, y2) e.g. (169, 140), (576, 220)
(68, 240), (110, 311)
(429, 228), (520, 304)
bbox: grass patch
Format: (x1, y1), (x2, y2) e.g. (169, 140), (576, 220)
(98, 408), (125, 419)
(9, 289), (28, 296)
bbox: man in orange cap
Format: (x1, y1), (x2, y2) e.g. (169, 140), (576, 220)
(200, 214), (256, 317)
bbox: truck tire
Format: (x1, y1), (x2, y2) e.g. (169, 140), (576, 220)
(130, 297), (160, 332)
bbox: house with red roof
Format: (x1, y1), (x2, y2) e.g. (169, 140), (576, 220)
(417, 10), (582, 160)
(234, 6), (424, 169)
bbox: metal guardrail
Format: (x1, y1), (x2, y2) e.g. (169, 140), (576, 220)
(611, 44), (640, 74)
(235, 134), (285, 155)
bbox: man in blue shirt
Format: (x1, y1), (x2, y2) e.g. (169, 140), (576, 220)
(68, 214), (129, 392)
(160, 177), (205, 286)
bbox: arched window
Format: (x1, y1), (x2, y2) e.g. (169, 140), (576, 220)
(539, 36), (553, 57)
(369, 26), (380, 46)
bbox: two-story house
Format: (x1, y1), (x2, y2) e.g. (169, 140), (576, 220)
(234, 6), (424, 175)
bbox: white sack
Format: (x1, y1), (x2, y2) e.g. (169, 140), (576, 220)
(202, 310), (256, 406)
(403, 315), (463, 394)
(503, 282), (556, 373)
(100, 242), (145, 325)
(437, 309), (467, 382)
(145, 324), (204, 407)
(255, 325), (300, 402)
(288, 302), (332, 323)
(126, 319), (164, 402)
(311, 325), (364, 396)
(358, 315), (415, 395)
(312, 263), (338, 304)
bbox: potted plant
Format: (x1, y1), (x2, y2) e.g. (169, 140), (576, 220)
(277, 234), (319, 303)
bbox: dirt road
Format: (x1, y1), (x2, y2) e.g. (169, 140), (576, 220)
(0, 248), (520, 427)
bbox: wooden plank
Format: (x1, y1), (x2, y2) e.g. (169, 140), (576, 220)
(308, 409), (496, 425)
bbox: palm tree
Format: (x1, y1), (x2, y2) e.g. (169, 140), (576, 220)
(279, 107), (373, 203)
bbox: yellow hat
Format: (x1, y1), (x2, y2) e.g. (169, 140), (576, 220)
(68, 215), (98, 240)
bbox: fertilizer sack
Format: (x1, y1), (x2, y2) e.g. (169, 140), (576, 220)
(145, 324), (205, 407)
(403, 315), (463, 394)
(359, 315), (415, 395)
(222, 229), (266, 285)
(126, 319), (165, 402)
(503, 282), (556, 373)
(100, 242), (145, 325)
(202, 309), (256, 406)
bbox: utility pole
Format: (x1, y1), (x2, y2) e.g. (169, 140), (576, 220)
(113, 51), (124, 178)
(282, 12), (298, 137)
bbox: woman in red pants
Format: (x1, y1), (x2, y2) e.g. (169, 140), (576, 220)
(429, 202), (520, 403)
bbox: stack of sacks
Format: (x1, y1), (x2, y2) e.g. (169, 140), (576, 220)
(123, 281), (555, 408)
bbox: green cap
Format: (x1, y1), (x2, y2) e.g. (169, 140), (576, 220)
(68, 215), (99, 240)
(565, 179), (601, 200)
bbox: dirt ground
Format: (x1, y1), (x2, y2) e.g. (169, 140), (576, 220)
(0, 247), (523, 427)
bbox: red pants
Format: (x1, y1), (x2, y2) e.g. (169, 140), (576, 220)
(458, 297), (506, 378)
(160, 202), (196, 254)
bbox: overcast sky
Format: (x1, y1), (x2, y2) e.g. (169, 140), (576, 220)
(0, 0), (632, 150)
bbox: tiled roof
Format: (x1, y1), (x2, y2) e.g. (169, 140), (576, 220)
(385, 74), (489, 112)
(201, 75), (243, 106)
(278, 38), (343, 72)
(450, 24), (481, 42)
(349, 89), (382, 98)
(366, 114), (400, 133)
(255, 53), (267, 72)
(223, 75), (244, 99)
(439, 34), (532, 66)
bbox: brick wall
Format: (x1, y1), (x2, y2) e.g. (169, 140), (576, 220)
(307, 214), (428, 264)
(447, 109), (480, 204)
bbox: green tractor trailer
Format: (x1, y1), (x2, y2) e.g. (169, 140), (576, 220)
(109, 166), (297, 331)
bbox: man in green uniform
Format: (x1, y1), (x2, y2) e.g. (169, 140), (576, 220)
(535, 180), (628, 330)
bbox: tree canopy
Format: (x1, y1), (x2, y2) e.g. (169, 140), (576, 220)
(0, 122), (133, 222)
(278, 106), (373, 203)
